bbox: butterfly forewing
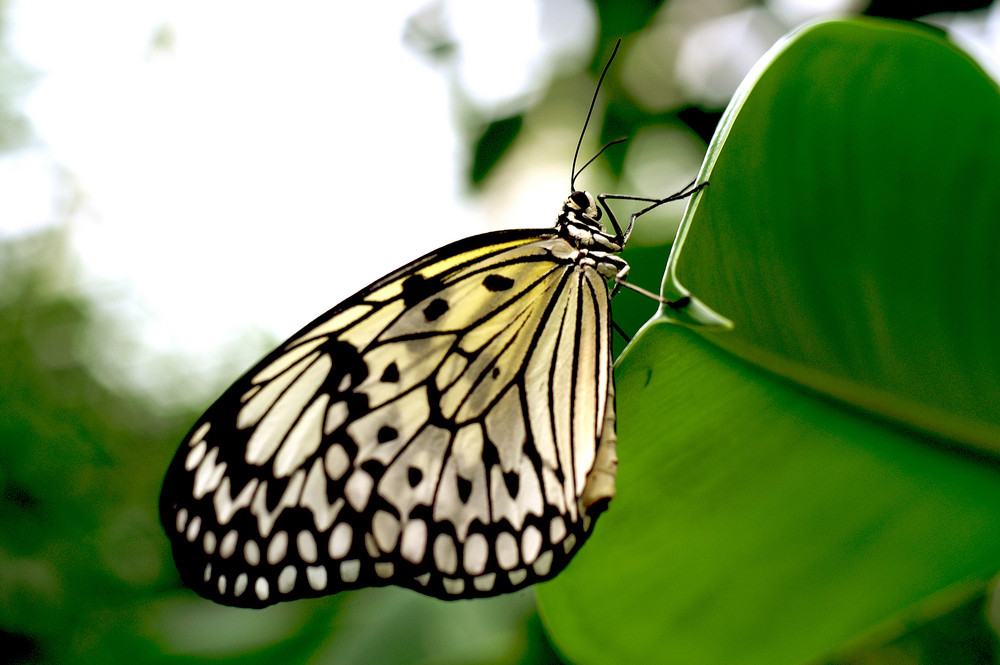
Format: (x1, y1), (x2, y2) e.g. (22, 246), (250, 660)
(160, 229), (618, 607)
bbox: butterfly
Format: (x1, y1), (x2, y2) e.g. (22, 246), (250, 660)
(159, 41), (708, 607)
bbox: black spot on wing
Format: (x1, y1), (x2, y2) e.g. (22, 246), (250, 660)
(423, 298), (448, 321)
(407, 467), (422, 488)
(503, 470), (519, 498)
(457, 476), (472, 503)
(380, 362), (399, 383)
(317, 340), (369, 393)
(401, 273), (445, 307)
(377, 426), (398, 443)
(483, 274), (514, 291)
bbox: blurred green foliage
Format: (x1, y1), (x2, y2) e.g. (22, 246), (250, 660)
(471, 116), (524, 187)
(4, 2), (1000, 665)
(0, 230), (183, 662)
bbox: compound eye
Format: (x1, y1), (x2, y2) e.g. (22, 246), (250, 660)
(570, 191), (591, 210)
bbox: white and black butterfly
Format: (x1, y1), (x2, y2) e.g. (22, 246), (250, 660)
(159, 42), (707, 607)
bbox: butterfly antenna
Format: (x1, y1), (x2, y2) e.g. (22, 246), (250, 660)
(571, 39), (622, 191)
(575, 137), (628, 183)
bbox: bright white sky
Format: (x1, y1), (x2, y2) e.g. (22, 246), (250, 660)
(0, 0), (597, 402)
(2, 0), (998, 404)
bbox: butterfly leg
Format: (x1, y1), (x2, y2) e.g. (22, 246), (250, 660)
(615, 278), (691, 309)
(611, 320), (632, 343)
(599, 180), (709, 245)
(602, 259), (689, 308)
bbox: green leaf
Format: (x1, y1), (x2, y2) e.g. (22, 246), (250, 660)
(470, 116), (523, 185)
(538, 18), (1000, 665)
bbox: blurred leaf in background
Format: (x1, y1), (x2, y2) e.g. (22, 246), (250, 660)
(5, 1), (1000, 665)
(540, 15), (1000, 665)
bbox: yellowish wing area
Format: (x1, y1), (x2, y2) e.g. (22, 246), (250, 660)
(163, 231), (618, 605)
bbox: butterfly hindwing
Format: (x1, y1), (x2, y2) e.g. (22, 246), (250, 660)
(160, 229), (617, 606)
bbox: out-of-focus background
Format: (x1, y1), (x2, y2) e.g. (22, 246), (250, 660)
(3, 1), (1000, 664)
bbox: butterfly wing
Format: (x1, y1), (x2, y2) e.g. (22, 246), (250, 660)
(160, 229), (617, 606)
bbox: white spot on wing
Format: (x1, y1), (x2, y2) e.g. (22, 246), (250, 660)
(533, 550), (554, 577)
(203, 531), (217, 555)
(400, 520), (427, 564)
(324, 401), (349, 435)
(433, 533), (458, 575)
(473, 573), (496, 592)
(255, 577), (269, 601)
(278, 565), (297, 594)
(442, 578), (465, 595)
(338, 374), (352, 392)
(463, 532), (488, 575)
(344, 470), (374, 512)
(189, 422), (211, 447)
(508, 568), (528, 586)
(234, 573), (248, 596)
(185, 440), (207, 471)
(372, 511), (400, 552)
(329, 522), (352, 559)
(244, 540), (260, 566)
(521, 524), (542, 565)
(549, 516), (566, 544)
(220, 530), (238, 559)
(297, 531), (318, 564)
(375, 562), (394, 578)
(185, 516), (202, 542)
(307, 565), (327, 590)
(496, 531), (518, 570)
(324, 444), (350, 480)
(267, 531), (288, 565)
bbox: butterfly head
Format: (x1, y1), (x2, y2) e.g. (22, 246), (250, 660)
(567, 190), (601, 222)
(558, 190), (623, 253)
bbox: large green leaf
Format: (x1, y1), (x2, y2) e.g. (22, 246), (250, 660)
(538, 18), (1000, 665)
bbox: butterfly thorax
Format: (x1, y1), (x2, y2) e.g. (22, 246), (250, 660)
(556, 190), (627, 281)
